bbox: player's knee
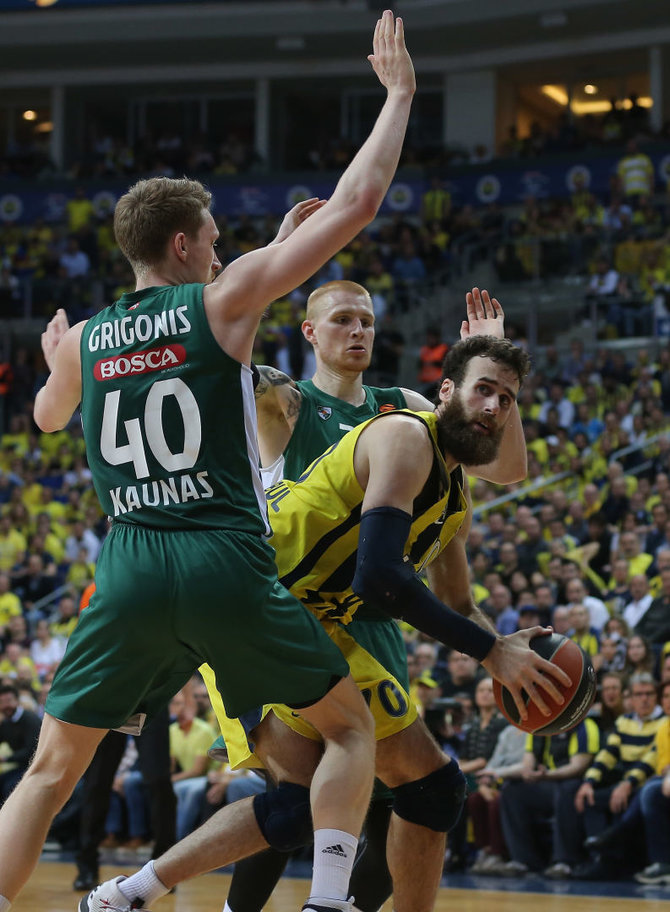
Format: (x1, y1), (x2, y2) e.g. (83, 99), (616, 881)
(253, 781), (312, 852)
(391, 762), (466, 832)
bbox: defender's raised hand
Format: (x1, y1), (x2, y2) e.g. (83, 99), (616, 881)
(367, 10), (416, 97)
(41, 308), (70, 372)
(271, 198), (327, 246)
(461, 287), (505, 340)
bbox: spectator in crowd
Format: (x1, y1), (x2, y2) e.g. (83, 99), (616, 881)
(446, 677), (508, 870)
(0, 643), (39, 689)
(568, 603), (600, 659)
(438, 650), (481, 701)
(0, 683), (41, 807)
(617, 139), (654, 201)
(638, 568), (670, 645)
(566, 672), (663, 879)
(646, 504), (669, 555)
(616, 531), (653, 579)
(594, 671), (627, 735)
(0, 516), (26, 575)
(484, 583), (518, 636)
(59, 237), (91, 280)
(49, 594), (79, 640)
(594, 634), (627, 680)
(516, 516), (549, 577)
(0, 575), (22, 643)
(467, 724), (527, 873)
(168, 688), (217, 840)
(416, 326), (448, 399)
(603, 558), (633, 616)
(624, 634), (655, 677)
(497, 716), (600, 878)
(634, 679), (670, 884)
(65, 187), (95, 234)
(29, 619), (66, 682)
(64, 519), (101, 564)
(538, 382), (575, 430)
(10, 554), (56, 621)
(623, 574), (654, 636)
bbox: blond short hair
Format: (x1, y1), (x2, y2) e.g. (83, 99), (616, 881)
(305, 281), (372, 321)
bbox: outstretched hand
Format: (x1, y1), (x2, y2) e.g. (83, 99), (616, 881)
(460, 287), (505, 340)
(41, 308), (70, 372)
(482, 626), (572, 722)
(271, 198), (327, 245)
(367, 10), (415, 97)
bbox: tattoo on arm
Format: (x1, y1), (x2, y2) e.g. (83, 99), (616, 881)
(254, 365), (293, 400)
(285, 386), (302, 420)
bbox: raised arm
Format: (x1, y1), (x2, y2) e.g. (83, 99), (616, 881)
(461, 287), (527, 484)
(204, 11), (415, 362)
(34, 309), (84, 433)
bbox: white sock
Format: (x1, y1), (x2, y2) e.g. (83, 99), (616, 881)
(0, 894), (11, 912)
(309, 828), (358, 902)
(118, 861), (169, 905)
(223, 904), (233, 912)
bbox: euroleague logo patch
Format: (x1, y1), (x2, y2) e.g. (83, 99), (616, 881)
(94, 344), (186, 380)
(378, 403), (397, 413)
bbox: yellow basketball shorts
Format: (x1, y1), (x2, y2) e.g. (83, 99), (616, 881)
(201, 618), (417, 770)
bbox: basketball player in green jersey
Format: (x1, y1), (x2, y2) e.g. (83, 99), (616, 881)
(0, 13), (416, 912)
(221, 284), (528, 912)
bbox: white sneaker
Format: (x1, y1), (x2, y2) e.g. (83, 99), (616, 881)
(302, 897), (353, 912)
(479, 853), (504, 872)
(79, 876), (147, 912)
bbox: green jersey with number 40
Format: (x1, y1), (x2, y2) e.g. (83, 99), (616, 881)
(80, 283), (268, 534)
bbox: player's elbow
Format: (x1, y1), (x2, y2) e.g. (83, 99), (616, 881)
(34, 401), (67, 433)
(341, 188), (381, 229)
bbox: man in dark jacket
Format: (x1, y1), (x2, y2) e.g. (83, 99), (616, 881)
(0, 684), (41, 805)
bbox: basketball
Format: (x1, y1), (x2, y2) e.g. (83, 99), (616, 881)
(493, 633), (597, 735)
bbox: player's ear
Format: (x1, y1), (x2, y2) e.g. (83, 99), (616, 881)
(302, 319), (316, 343)
(173, 232), (188, 261)
(438, 377), (453, 403)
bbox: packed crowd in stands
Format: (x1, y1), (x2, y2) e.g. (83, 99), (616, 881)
(1, 296), (670, 881)
(2, 134), (670, 348)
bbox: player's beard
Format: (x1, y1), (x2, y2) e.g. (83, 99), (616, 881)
(436, 388), (505, 466)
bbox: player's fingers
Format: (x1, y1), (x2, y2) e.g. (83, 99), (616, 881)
(460, 320), (469, 339)
(371, 17), (381, 57)
(395, 15), (405, 45)
(473, 287), (484, 317)
(465, 291), (475, 316)
(298, 200), (326, 220)
(381, 9), (393, 47)
(491, 297), (504, 316)
(532, 668), (566, 704)
(525, 681), (551, 716)
(536, 655), (571, 688)
(508, 686), (529, 722)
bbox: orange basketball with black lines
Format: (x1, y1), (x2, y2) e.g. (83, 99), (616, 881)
(493, 633), (597, 735)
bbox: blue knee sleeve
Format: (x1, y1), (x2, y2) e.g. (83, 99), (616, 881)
(392, 763), (466, 833)
(253, 782), (312, 852)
